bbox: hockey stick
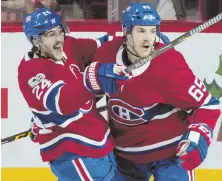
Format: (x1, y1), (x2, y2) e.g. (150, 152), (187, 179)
(1, 129), (32, 145)
(124, 12), (222, 74)
(1, 105), (108, 145)
(5, 15), (221, 145)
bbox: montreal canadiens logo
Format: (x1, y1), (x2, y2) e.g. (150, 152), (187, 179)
(108, 99), (147, 126)
(26, 16), (31, 22)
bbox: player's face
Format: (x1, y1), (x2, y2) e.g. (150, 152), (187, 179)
(129, 25), (156, 59)
(39, 25), (65, 61)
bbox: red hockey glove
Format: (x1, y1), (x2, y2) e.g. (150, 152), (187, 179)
(30, 117), (53, 143)
(176, 123), (213, 170)
(30, 118), (41, 143)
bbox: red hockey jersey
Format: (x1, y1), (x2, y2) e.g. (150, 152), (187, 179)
(18, 36), (114, 162)
(93, 38), (221, 164)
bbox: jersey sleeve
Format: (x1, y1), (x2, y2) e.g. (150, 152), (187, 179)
(18, 59), (92, 115)
(71, 38), (98, 67)
(159, 50), (220, 130)
(92, 39), (122, 64)
(92, 44), (105, 63)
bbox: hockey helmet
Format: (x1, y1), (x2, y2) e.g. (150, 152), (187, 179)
(23, 8), (69, 42)
(122, 3), (169, 44)
(122, 3), (161, 33)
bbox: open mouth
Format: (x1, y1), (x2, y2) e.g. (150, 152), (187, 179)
(142, 45), (150, 50)
(53, 43), (63, 51)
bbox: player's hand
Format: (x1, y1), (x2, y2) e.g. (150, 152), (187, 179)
(84, 61), (129, 94)
(176, 123), (213, 170)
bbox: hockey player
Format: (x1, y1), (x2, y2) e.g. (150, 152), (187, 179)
(18, 8), (128, 181)
(88, 2), (221, 181)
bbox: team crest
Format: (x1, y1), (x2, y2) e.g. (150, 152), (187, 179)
(26, 16), (31, 22)
(143, 14), (155, 21)
(108, 99), (148, 126)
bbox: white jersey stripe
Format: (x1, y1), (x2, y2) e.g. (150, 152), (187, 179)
(116, 135), (182, 152)
(59, 113), (83, 128)
(40, 128), (110, 149)
(96, 39), (102, 48)
(31, 107), (52, 115)
(55, 85), (63, 115)
(201, 94), (212, 106)
(43, 80), (64, 110)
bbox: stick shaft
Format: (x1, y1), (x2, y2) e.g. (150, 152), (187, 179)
(1, 106), (108, 145)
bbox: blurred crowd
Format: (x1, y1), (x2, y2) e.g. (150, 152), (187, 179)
(1, 0), (222, 22)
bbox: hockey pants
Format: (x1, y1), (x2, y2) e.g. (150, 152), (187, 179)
(115, 155), (195, 181)
(49, 152), (125, 181)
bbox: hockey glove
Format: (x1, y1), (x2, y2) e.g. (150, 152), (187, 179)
(30, 117), (40, 143)
(84, 61), (129, 94)
(96, 34), (113, 47)
(158, 32), (170, 44)
(176, 123), (213, 170)
(30, 117), (53, 143)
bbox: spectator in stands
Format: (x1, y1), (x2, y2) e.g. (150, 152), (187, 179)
(198, 0), (222, 20)
(1, 0), (26, 20)
(2, 0), (221, 21)
(1, 0), (62, 21)
(139, 0), (202, 20)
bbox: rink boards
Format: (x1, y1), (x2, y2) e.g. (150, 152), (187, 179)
(1, 21), (222, 181)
